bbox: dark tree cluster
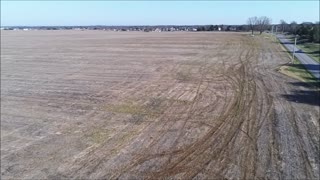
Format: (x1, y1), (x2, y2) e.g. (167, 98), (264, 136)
(279, 20), (320, 43)
(196, 25), (219, 31)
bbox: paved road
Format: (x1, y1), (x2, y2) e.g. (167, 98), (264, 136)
(277, 34), (320, 80)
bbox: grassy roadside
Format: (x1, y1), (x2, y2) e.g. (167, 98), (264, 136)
(278, 58), (319, 87)
(275, 36), (319, 87)
(286, 36), (320, 63)
(296, 43), (320, 63)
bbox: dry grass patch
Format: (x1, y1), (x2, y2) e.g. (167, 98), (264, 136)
(278, 59), (319, 88)
(89, 128), (113, 144)
(106, 97), (165, 120)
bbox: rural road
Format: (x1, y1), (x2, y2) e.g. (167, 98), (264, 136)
(277, 34), (320, 79)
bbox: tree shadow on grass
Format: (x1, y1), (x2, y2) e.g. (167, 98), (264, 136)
(289, 82), (320, 89)
(304, 77), (320, 81)
(280, 42), (294, 45)
(273, 41), (293, 45)
(285, 63), (320, 71)
(305, 50), (320, 55)
(282, 50), (320, 56)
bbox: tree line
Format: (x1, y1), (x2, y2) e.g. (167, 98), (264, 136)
(195, 25), (237, 31)
(279, 20), (319, 43)
(247, 16), (320, 43)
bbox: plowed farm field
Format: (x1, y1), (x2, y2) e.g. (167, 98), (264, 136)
(1, 31), (319, 179)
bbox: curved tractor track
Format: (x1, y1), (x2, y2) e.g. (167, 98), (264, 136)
(1, 31), (319, 179)
(108, 36), (275, 180)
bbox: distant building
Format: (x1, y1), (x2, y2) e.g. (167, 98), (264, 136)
(229, 27), (237, 31)
(154, 28), (161, 32)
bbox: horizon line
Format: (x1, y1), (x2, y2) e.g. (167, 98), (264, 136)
(2, 22), (318, 27)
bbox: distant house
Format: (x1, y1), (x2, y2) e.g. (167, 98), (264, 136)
(229, 27), (237, 31)
(218, 27), (221, 31)
(154, 28), (161, 32)
(169, 27), (176, 31)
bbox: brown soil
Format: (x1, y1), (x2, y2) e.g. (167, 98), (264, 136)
(1, 31), (319, 179)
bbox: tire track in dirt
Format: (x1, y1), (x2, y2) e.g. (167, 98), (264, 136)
(258, 37), (319, 179)
(108, 43), (222, 179)
(33, 33), (319, 179)
(107, 36), (274, 179)
(54, 40), (222, 179)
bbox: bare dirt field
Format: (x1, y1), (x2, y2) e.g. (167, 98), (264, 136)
(1, 31), (319, 179)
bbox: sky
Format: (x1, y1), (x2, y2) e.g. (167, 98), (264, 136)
(1, 1), (319, 26)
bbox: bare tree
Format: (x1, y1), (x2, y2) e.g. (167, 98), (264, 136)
(257, 16), (271, 34)
(280, 20), (288, 33)
(289, 21), (298, 34)
(247, 16), (258, 35)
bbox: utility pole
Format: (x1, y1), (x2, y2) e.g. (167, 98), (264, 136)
(271, 25), (274, 41)
(275, 26), (278, 42)
(292, 35), (297, 63)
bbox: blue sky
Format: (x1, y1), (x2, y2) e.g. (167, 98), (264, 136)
(1, 1), (319, 26)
